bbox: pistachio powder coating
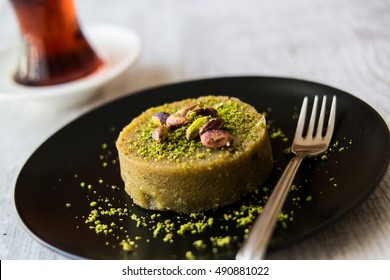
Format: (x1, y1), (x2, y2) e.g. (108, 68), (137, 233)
(116, 96), (273, 213)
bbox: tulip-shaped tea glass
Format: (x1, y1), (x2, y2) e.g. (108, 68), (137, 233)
(9, 0), (103, 86)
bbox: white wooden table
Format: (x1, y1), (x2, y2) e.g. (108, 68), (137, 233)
(0, 0), (389, 260)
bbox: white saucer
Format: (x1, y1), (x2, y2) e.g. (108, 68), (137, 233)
(0, 23), (142, 106)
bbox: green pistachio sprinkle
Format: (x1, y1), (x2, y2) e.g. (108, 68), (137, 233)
(210, 236), (232, 247)
(127, 96), (266, 165)
(120, 240), (133, 252)
(193, 240), (206, 249)
(185, 251), (195, 260)
(270, 128), (285, 139)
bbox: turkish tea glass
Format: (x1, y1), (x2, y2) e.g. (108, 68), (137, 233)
(9, 0), (103, 86)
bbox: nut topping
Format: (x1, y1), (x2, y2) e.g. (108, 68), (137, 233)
(176, 104), (197, 116)
(152, 112), (170, 126)
(199, 117), (224, 135)
(151, 102), (233, 149)
(166, 113), (189, 129)
(185, 116), (208, 140)
(152, 125), (170, 143)
(200, 130), (234, 148)
(188, 107), (218, 117)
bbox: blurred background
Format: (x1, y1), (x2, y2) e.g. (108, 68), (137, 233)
(1, 0), (389, 113)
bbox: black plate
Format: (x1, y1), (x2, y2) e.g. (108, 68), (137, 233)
(14, 76), (390, 259)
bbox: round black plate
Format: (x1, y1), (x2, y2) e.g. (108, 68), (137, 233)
(14, 76), (390, 259)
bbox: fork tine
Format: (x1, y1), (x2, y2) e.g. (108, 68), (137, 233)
(323, 95), (337, 144)
(316, 96), (327, 138)
(306, 95), (319, 138)
(294, 96), (308, 140)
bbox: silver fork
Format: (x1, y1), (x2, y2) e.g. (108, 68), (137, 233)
(236, 95), (337, 260)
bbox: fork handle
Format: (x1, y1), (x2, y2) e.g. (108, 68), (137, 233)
(236, 154), (303, 260)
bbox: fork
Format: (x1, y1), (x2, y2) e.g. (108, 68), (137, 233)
(236, 95), (337, 260)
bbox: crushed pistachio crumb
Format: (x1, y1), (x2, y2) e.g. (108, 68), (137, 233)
(120, 240), (133, 252)
(185, 251), (195, 260)
(211, 236), (232, 247)
(163, 233), (174, 243)
(126, 96), (267, 166)
(193, 240), (206, 250)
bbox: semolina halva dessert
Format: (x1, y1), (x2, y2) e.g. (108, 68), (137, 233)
(116, 95), (273, 213)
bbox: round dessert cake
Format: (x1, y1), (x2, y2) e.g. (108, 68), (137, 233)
(116, 95), (273, 213)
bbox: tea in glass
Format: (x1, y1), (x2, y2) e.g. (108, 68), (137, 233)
(9, 0), (103, 86)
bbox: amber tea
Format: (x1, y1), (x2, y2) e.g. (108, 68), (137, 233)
(10, 0), (103, 86)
